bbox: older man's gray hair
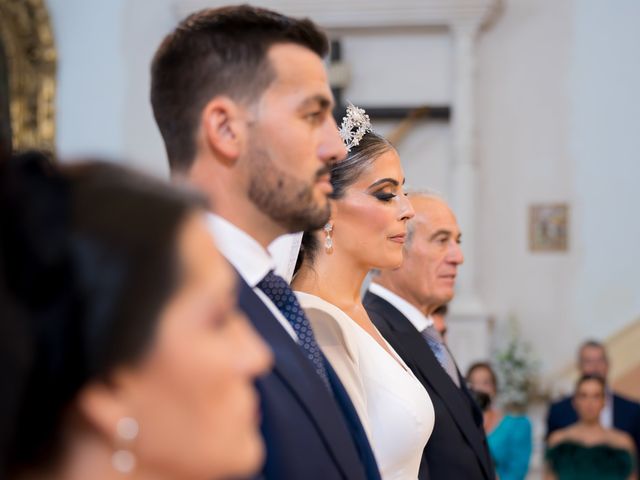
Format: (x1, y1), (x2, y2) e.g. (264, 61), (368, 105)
(403, 189), (446, 247)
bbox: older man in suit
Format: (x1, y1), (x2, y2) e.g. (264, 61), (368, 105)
(364, 193), (495, 480)
(546, 340), (640, 455)
(150, 6), (380, 479)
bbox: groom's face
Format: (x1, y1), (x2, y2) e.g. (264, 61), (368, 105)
(245, 43), (347, 233)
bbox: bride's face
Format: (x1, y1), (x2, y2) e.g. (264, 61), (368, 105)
(331, 148), (414, 269)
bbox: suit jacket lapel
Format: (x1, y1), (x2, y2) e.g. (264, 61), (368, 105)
(612, 395), (626, 430)
(239, 278), (364, 476)
(366, 292), (493, 478)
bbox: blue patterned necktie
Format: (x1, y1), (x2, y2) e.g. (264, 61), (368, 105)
(257, 270), (331, 390)
(421, 324), (461, 387)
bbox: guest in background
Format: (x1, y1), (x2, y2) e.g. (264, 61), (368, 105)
(0, 153), (271, 480)
(365, 192), (495, 480)
(545, 374), (636, 480)
(293, 106), (434, 479)
(467, 362), (532, 480)
(546, 340), (640, 457)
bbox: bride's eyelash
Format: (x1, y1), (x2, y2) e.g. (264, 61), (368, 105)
(373, 192), (396, 202)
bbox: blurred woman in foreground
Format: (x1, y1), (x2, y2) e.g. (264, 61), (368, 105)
(0, 152), (272, 480)
(545, 374), (636, 480)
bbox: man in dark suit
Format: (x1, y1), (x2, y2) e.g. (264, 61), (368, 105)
(364, 193), (495, 480)
(546, 340), (640, 455)
(150, 6), (379, 479)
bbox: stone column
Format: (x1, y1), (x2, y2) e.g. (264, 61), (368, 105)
(447, 20), (490, 371)
(450, 20), (483, 315)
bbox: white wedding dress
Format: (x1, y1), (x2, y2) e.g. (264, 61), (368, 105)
(296, 291), (435, 480)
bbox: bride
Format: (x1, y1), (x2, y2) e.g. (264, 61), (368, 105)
(291, 105), (435, 480)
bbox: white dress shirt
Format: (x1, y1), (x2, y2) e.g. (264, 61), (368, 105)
(601, 389), (613, 428)
(368, 283), (461, 387)
(368, 283), (433, 331)
(206, 214), (298, 340)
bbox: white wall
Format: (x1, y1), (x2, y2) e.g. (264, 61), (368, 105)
(340, 29), (453, 194)
(569, 0), (640, 349)
(476, 0), (575, 375)
(477, 0), (640, 381)
(48, 0), (174, 175)
(120, 0), (176, 177)
(48, 0), (128, 161)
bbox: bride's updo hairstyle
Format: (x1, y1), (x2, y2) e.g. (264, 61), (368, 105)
(296, 105), (394, 269)
(0, 151), (204, 477)
(329, 131), (393, 201)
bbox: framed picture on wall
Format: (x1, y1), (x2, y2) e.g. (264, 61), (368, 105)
(529, 203), (569, 252)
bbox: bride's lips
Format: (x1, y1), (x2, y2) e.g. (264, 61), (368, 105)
(389, 233), (406, 244)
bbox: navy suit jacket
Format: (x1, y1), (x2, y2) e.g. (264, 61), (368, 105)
(546, 392), (640, 453)
(364, 292), (495, 480)
(238, 277), (380, 480)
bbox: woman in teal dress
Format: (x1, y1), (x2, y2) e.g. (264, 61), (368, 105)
(467, 362), (532, 480)
(545, 374), (636, 480)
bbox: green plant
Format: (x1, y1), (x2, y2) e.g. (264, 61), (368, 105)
(493, 317), (540, 412)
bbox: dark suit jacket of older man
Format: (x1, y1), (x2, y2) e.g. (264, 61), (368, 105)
(364, 291), (495, 480)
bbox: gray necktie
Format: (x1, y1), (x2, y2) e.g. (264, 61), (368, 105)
(421, 324), (461, 387)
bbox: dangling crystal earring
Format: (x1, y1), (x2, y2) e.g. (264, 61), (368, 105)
(324, 222), (334, 254)
(111, 417), (139, 474)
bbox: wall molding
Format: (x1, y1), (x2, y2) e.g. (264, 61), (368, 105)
(173, 0), (501, 30)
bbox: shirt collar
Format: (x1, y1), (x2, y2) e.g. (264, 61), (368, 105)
(368, 283), (433, 331)
(206, 214), (274, 287)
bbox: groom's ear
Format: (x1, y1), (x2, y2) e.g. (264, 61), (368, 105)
(327, 201), (340, 221)
(200, 96), (245, 165)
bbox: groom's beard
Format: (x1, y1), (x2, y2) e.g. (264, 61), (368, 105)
(247, 149), (331, 233)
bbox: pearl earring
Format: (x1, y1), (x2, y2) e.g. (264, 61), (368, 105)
(324, 223), (334, 254)
(111, 417), (138, 474)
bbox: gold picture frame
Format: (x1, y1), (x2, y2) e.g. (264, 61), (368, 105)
(529, 203), (569, 252)
(0, 0), (57, 154)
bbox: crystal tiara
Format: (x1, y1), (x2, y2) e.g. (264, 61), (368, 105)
(338, 103), (372, 152)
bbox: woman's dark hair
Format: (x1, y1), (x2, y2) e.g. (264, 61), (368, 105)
(296, 130), (394, 270)
(575, 373), (606, 395)
(329, 131), (393, 201)
(0, 151), (206, 476)
(466, 362), (498, 412)
(466, 361), (499, 391)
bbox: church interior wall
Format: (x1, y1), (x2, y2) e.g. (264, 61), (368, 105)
(339, 29), (453, 195)
(45, 0), (640, 392)
(48, 0), (129, 163)
(476, 0), (575, 382)
(477, 0), (640, 391)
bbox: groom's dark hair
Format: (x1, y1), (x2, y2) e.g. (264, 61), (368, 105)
(150, 5), (329, 173)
